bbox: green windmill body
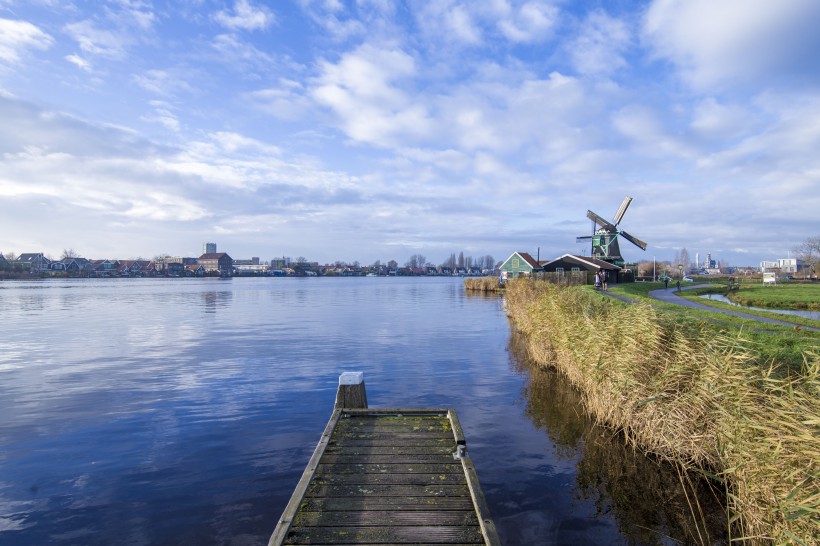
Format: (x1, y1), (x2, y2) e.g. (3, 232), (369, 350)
(576, 197), (648, 267)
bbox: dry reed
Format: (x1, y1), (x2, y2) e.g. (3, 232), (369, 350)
(464, 276), (503, 292)
(504, 279), (819, 545)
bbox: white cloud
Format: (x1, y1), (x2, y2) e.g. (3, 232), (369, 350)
(689, 97), (752, 140)
(247, 79), (311, 121)
(65, 54), (92, 72)
(569, 10), (630, 76)
(311, 44), (433, 146)
(214, 0), (275, 31)
(64, 20), (128, 59)
(497, 1), (558, 43)
(643, 0), (820, 90)
(132, 69), (196, 97)
(0, 18), (54, 64)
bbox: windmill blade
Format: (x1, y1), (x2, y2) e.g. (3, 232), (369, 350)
(612, 196), (633, 225)
(586, 210), (616, 231)
(576, 236), (592, 243)
(620, 230), (647, 251)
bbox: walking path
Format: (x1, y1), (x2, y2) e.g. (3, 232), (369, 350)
(609, 283), (820, 332)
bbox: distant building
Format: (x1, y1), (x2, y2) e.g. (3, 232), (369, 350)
(203, 242), (217, 254)
(198, 252), (233, 274)
(233, 257), (260, 266)
(761, 258), (798, 273)
(499, 251), (543, 279)
(16, 253), (51, 272)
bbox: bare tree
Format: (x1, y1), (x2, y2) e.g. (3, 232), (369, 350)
(405, 254), (426, 269)
(387, 259), (398, 269)
(794, 235), (820, 278)
(61, 248), (80, 260)
(457, 251), (464, 269)
(680, 248), (690, 271)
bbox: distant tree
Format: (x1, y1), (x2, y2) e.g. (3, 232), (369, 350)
(794, 235), (820, 278)
(441, 253), (456, 270)
(457, 252), (464, 269)
(4, 251), (17, 262)
(405, 254), (426, 269)
(371, 259), (381, 270)
(387, 259), (398, 269)
(483, 255), (495, 272)
(61, 248), (80, 260)
(465, 256), (473, 269)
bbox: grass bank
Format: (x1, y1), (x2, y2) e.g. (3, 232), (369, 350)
(504, 279), (819, 544)
(727, 283), (820, 311)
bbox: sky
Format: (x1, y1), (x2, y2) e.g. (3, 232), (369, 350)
(1, 0), (819, 267)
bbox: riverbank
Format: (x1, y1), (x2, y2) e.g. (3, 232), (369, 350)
(504, 279), (818, 544)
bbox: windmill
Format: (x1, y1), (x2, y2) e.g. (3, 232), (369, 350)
(576, 196), (647, 267)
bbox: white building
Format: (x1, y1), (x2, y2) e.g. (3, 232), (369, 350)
(760, 258), (797, 273)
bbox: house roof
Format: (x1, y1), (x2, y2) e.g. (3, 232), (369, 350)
(17, 253), (48, 263)
(198, 252), (232, 260)
(544, 254), (623, 271)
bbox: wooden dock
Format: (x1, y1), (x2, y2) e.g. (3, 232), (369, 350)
(269, 374), (499, 545)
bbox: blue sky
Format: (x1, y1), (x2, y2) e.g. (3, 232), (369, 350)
(1, 0), (818, 266)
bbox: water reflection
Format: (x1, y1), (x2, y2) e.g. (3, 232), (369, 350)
(508, 332), (728, 545)
(200, 289), (233, 314)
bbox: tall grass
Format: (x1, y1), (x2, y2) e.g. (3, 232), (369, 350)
(464, 276), (503, 292)
(505, 279), (819, 544)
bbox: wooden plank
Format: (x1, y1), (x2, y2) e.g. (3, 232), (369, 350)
(299, 497), (475, 512)
(331, 431), (455, 440)
(311, 472), (466, 486)
(319, 454), (456, 464)
(316, 463), (461, 474)
(305, 483), (471, 498)
(292, 510), (479, 527)
(328, 438), (453, 448)
(323, 445), (453, 456)
(283, 525), (485, 544)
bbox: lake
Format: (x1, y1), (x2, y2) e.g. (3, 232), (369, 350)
(0, 277), (722, 545)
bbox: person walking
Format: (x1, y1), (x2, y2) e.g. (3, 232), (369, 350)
(664, 276), (669, 289)
(602, 270), (608, 291)
(676, 277), (681, 291)
(594, 271), (601, 290)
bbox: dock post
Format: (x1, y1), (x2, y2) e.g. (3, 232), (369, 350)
(335, 371), (368, 409)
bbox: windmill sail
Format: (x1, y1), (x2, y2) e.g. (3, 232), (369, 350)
(613, 197), (632, 225)
(620, 230), (647, 251)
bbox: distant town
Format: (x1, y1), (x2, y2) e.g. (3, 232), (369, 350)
(0, 243), (497, 278)
(1, 240), (814, 280)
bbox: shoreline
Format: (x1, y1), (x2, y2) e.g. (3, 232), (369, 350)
(503, 278), (818, 545)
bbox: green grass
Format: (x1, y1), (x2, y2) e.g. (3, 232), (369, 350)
(728, 283), (820, 310)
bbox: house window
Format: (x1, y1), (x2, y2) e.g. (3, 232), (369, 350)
(556, 267), (564, 273)
(571, 267), (580, 272)
(512, 258), (519, 269)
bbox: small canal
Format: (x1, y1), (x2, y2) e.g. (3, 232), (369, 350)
(699, 293), (820, 321)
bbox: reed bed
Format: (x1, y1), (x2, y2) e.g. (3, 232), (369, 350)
(464, 275), (503, 292)
(504, 279), (819, 544)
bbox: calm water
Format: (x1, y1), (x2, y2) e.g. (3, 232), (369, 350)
(699, 293), (820, 320)
(0, 277), (722, 545)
